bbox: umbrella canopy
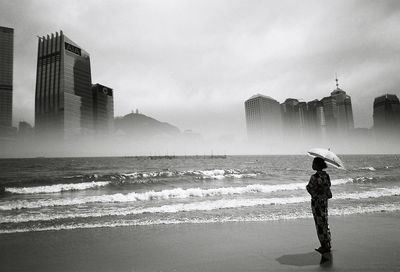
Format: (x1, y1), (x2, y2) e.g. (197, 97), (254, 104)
(307, 148), (345, 170)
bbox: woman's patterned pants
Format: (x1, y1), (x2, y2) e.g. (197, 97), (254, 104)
(311, 198), (331, 249)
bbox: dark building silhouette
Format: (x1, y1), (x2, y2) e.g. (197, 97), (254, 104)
(281, 98), (310, 135)
(373, 94), (400, 131)
(0, 26), (14, 138)
(34, 31), (93, 139)
(321, 78), (354, 134)
(92, 83), (114, 135)
(305, 99), (326, 138)
(281, 98), (301, 133)
(244, 94), (282, 141)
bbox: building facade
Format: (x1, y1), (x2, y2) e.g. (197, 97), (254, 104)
(245, 94), (282, 141)
(92, 83), (114, 135)
(321, 79), (354, 134)
(35, 31), (93, 139)
(373, 94), (400, 131)
(281, 98), (301, 134)
(0, 26), (14, 137)
(305, 99), (326, 136)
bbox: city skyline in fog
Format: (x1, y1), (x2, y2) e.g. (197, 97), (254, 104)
(1, 0), (400, 139)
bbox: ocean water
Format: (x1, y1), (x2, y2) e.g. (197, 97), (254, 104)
(1, 155), (400, 234)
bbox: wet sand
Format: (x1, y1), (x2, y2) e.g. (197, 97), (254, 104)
(1, 212), (400, 271)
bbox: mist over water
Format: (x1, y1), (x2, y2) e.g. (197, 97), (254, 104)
(1, 129), (399, 158)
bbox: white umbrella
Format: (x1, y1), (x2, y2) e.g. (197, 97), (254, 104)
(307, 148), (345, 170)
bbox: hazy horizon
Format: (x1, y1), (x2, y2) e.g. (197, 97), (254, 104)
(1, 0), (400, 139)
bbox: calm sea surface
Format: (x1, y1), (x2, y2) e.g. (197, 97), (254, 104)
(1, 155), (400, 233)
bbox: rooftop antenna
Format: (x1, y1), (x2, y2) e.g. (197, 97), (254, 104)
(335, 73), (339, 89)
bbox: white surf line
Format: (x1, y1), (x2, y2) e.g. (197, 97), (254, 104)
(5, 181), (110, 194)
(1, 186), (399, 224)
(1, 203), (400, 234)
(0, 178), (353, 211)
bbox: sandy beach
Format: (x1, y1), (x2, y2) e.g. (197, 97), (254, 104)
(1, 212), (399, 271)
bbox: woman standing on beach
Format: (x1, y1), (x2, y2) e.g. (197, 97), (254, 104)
(306, 157), (332, 254)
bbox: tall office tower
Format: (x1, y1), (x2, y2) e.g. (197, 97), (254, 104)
(244, 94), (282, 141)
(0, 26), (14, 136)
(373, 94), (400, 132)
(321, 78), (354, 133)
(330, 78), (354, 130)
(305, 99), (326, 138)
(92, 83), (114, 135)
(281, 98), (301, 134)
(321, 95), (337, 132)
(35, 31), (93, 139)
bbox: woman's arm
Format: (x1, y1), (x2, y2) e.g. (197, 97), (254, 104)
(306, 175), (318, 197)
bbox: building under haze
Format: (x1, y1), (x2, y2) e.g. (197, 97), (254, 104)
(373, 94), (400, 132)
(281, 98), (307, 135)
(321, 78), (354, 134)
(0, 26), (14, 138)
(35, 31), (93, 139)
(305, 99), (326, 136)
(92, 83), (114, 135)
(245, 94), (282, 141)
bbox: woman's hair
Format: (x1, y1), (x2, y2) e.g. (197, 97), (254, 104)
(312, 157), (327, 171)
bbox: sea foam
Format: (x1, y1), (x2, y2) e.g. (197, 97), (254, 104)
(0, 178), (353, 210)
(2, 186), (400, 224)
(5, 181), (110, 194)
(1, 203), (400, 234)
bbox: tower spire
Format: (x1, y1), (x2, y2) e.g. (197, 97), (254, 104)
(335, 73), (339, 89)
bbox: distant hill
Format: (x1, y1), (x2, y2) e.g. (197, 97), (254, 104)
(114, 112), (180, 139)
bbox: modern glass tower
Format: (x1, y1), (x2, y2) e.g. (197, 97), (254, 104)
(0, 26), (14, 134)
(35, 31), (93, 139)
(92, 83), (114, 135)
(373, 94), (400, 132)
(321, 78), (354, 133)
(245, 94), (282, 142)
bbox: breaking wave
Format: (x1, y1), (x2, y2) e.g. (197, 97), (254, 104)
(5, 181), (110, 194)
(1, 203), (400, 234)
(0, 178), (353, 210)
(4, 169), (262, 195)
(358, 166), (376, 171)
(2, 186), (400, 224)
(119, 169), (260, 180)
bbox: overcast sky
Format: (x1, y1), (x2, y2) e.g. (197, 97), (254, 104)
(1, 0), (400, 139)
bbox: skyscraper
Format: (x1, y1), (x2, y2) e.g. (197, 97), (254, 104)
(322, 78), (354, 133)
(305, 99), (326, 140)
(0, 26), (14, 136)
(92, 83), (114, 135)
(373, 94), (400, 132)
(244, 94), (282, 141)
(35, 31), (93, 139)
(321, 96), (337, 132)
(281, 98), (301, 134)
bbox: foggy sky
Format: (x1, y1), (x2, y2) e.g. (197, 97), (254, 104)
(1, 0), (400, 139)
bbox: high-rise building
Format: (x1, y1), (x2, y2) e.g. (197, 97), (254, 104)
(321, 96), (337, 132)
(373, 94), (400, 131)
(244, 94), (282, 141)
(0, 26), (14, 136)
(281, 98), (300, 133)
(35, 31), (93, 139)
(322, 78), (354, 133)
(304, 99), (326, 140)
(92, 83), (114, 135)
(281, 98), (310, 136)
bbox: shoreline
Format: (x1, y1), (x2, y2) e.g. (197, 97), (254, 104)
(1, 212), (399, 271)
